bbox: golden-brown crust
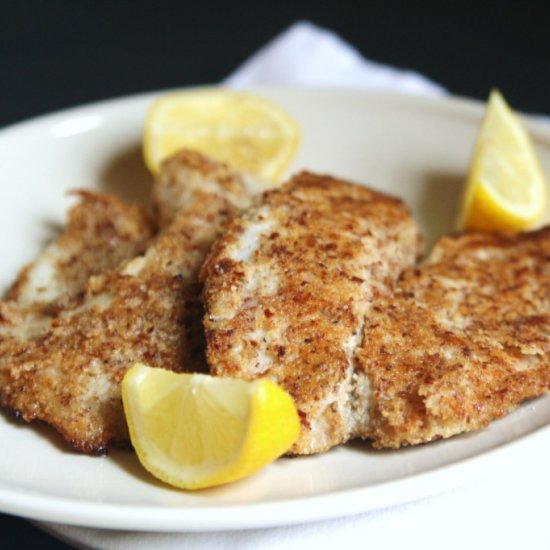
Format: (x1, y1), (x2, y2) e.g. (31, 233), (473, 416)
(2, 272), (205, 454)
(202, 172), (422, 454)
(1, 151), (269, 454)
(6, 191), (155, 308)
(0, 192), (155, 390)
(152, 150), (268, 227)
(357, 227), (550, 448)
(9, 150), (548, 456)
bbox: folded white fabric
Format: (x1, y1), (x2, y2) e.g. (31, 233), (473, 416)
(39, 20), (549, 550)
(224, 20), (445, 96)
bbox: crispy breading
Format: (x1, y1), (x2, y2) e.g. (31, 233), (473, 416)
(7, 148), (548, 457)
(201, 172), (422, 454)
(356, 228), (550, 448)
(0, 151), (270, 454)
(6, 191), (155, 309)
(0, 192), (155, 386)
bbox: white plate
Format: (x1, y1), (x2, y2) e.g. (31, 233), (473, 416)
(1, 88), (550, 532)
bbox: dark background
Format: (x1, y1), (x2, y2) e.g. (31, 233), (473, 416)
(1, 0), (549, 547)
(1, 0), (550, 130)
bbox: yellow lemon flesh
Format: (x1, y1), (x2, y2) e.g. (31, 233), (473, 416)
(458, 90), (548, 232)
(143, 89), (300, 182)
(122, 363), (300, 490)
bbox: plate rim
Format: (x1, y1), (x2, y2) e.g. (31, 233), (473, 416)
(1, 420), (548, 531)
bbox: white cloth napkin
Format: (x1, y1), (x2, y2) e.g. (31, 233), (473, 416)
(224, 20), (445, 95)
(39, 21), (549, 550)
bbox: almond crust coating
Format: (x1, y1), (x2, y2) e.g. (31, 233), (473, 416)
(0, 191), (155, 389)
(201, 172), (422, 454)
(357, 228), (550, 448)
(0, 151), (269, 454)
(5, 190), (156, 309)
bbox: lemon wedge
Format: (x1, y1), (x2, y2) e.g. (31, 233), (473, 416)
(143, 89), (300, 182)
(122, 363), (300, 490)
(458, 90), (548, 231)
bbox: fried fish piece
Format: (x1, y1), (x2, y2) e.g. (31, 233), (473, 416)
(0, 192), (155, 384)
(5, 191), (155, 309)
(201, 172), (422, 454)
(1, 151), (269, 454)
(356, 228), (550, 448)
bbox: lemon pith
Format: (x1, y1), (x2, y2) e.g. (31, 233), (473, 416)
(122, 363), (300, 490)
(458, 90), (548, 232)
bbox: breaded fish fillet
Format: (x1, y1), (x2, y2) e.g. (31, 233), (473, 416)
(1, 151), (269, 454)
(201, 172), (422, 454)
(0, 192), (155, 384)
(356, 228), (550, 448)
(5, 191), (155, 309)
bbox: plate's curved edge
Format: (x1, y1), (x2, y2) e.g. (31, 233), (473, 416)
(2, 83), (548, 139)
(0, 85), (479, 136)
(1, 420), (549, 532)
(2, 85), (548, 162)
